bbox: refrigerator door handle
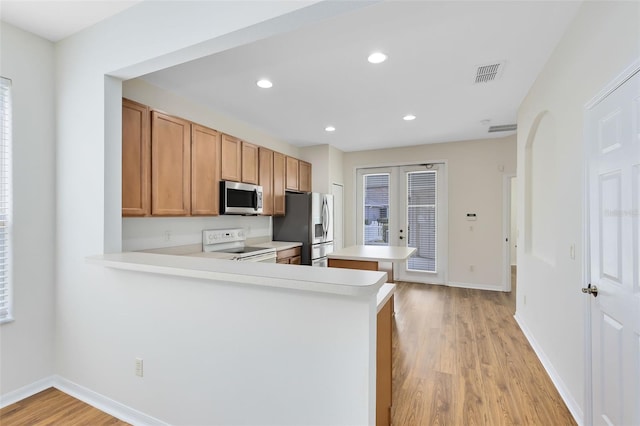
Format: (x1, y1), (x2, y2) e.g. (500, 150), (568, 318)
(322, 197), (329, 239)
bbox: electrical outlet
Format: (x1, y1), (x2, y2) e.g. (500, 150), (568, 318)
(523, 295), (527, 305)
(135, 358), (143, 377)
(469, 265), (475, 272)
(164, 230), (171, 241)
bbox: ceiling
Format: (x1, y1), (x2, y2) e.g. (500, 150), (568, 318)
(0, 1), (581, 152)
(0, 1), (141, 42)
(140, 1), (581, 152)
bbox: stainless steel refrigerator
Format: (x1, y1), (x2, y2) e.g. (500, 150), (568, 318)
(273, 192), (334, 266)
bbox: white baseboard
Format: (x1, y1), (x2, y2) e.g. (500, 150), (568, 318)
(447, 281), (506, 292)
(1, 375), (166, 426)
(0, 375), (55, 408)
(52, 376), (168, 426)
(514, 312), (584, 426)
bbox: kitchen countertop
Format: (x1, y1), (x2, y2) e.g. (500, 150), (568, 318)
(88, 252), (386, 297)
(327, 245), (417, 262)
(251, 241), (302, 251)
(376, 283), (395, 313)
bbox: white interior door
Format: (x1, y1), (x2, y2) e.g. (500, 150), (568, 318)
(587, 68), (639, 426)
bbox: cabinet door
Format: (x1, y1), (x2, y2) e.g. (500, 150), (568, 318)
(299, 160), (312, 192)
(151, 111), (191, 216)
(191, 124), (220, 216)
(290, 256), (301, 265)
(242, 141), (259, 184)
(286, 156), (299, 191)
(122, 99), (150, 216)
(273, 151), (286, 215)
(259, 148), (274, 216)
(221, 134), (242, 182)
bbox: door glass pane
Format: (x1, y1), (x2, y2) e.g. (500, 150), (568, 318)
(363, 173), (389, 246)
(407, 171), (436, 272)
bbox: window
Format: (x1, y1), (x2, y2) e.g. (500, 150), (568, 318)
(0, 77), (12, 323)
(363, 173), (389, 246)
(406, 170), (437, 273)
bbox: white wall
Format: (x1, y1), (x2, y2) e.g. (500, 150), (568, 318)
(516, 1), (640, 422)
(0, 23), (56, 396)
(48, 1), (377, 424)
(510, 177), (517, 265)
(343, 135), (516, 290)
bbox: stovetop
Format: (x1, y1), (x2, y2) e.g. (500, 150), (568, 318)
(217, 246), (272, 254)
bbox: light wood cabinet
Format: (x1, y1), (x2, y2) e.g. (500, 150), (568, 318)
(276, 246), (301, 264)
(191, 124), (221, 216)
(221, 134), (242, 182)
(285, 156), (299, 191)
(299, 160), (312, 192)
(122, 99), (150, 217)
(377, 296), (393, 426)
(242, 141), (259, 184)
(151, 111), (191, 216)
(273, 151), (286, 216)
(259, 148), (274, 216)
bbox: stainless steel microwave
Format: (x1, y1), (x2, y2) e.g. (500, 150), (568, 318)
(220, 181), (263, 215)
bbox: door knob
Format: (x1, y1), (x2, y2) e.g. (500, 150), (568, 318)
(581, 284), (598, 297)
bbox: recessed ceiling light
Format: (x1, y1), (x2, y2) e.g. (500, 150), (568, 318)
(325, 126), (336, 132)
(367, 52), (387, 64)
(403, 114), (416, 121)
(256, 79), (273, 89)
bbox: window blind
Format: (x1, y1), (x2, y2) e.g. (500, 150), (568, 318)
(364, 174), (389, 245)
(0, 77), (12, 322)
(406, 171), (437, 273)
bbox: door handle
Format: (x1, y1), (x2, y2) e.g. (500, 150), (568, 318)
(581, 283), (598, 297)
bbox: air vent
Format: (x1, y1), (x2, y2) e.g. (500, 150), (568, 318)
(474, 62), (504, 83)
(488, 124), (517, 133)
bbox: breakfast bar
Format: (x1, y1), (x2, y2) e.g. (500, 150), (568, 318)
(327, 245), (417, 282)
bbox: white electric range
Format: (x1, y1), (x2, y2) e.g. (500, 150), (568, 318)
(195, 228), (277, 263)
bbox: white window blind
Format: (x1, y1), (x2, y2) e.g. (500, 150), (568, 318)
(364, 174), (389, 246)
(406, 170), (437, 273)
(0, 77), (12, 322)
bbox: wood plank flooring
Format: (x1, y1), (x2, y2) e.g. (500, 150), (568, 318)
(0, 387), (128, 426)
(391, 277), (576, 425)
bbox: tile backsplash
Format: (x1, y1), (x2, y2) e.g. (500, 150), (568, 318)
(122, 215), (271, 251)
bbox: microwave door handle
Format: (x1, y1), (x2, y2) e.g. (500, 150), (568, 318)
(253, 189), (258, 211)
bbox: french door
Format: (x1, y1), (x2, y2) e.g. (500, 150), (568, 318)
(356, 164), (446, 284)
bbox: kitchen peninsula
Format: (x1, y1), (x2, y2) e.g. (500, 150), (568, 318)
(88, 251), (387, 425)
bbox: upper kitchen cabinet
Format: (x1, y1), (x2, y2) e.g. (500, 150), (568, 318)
(221, 133), (242, 182)
(191, 124), (221, 216)
(122, 99), (150, 216)
(273, 151), (286, 216)
(259, 148), (274, 216)
(241, 141), (259, 185)
(151, 111), (191, 216)
(286, 156), (299, 191)
(299, 160), (312, 192)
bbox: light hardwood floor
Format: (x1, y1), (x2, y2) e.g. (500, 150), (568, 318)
(0, 387), (128, 425)
(391, 277), (576, 425)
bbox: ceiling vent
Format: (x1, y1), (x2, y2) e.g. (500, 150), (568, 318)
(474, 62), (504, 83)
(488, 124), (517, 133)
